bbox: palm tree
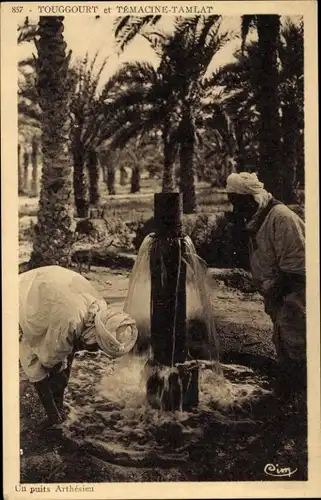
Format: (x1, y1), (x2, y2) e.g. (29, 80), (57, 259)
(98, 148), (117, 194)
(30, 16), (74, 268)
(217, 19), (303, 200)
(101, 61), (179, 193)
(18, 58), (41, 124)
(69, 53), (108, 216)
(212, 42), (262, 171)
(278, 18), (304, 201)
(18, 58), (42, 195)
(241, 15), (282, 198)
(111, 16), (231, 212)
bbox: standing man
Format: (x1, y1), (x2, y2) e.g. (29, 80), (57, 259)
(226, 172), (306, 397)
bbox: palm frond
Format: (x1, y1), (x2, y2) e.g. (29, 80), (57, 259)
(101, 61), (158, 98)
(18, 57), (36, 71)
(196, 15), (221, 49)
(101, 112), (157, 151)
(113, 15), (162, 52)
(17, 17), (38, 44)
(141, 31), (167, 58)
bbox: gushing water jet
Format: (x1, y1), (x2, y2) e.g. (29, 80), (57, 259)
(125, 193), (219, 412)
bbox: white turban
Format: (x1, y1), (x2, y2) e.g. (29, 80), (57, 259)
(226, 172), (272, 208)
(83, 300), (138, 358)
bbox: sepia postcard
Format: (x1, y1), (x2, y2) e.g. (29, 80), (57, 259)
(1, 1), (320, 498)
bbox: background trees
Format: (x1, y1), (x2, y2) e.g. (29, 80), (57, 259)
(69, 53), (109, 216)
(214, 16), (304, 201)
(18, 14), (305, 268)
(278, 18), (304, 201)
(110, 15), (232, 213)
(18, 58), (41, 196)
(241, 15), (283, 199)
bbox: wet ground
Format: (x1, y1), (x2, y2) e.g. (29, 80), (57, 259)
(20, 267), (307, 483)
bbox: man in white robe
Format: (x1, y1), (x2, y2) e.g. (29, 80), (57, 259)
(19, 265), (138, 427)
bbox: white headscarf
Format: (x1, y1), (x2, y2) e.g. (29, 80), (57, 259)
(82, 300), (138, 358)
(226, 172), (272, 208)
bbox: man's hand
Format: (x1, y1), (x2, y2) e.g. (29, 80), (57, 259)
(47, 362), (63, 375)
(263, 278), (287, 321)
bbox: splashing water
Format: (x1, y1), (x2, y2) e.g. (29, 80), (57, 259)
(124, 234), (219, 361)
(62, 352), (273, 466)
(124, 235), (153, 354)
(184, 235), (219, 361)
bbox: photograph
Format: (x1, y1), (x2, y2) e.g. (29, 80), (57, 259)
(1, 1), (320, 498)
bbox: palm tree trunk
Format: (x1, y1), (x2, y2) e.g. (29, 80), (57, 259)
(87, 149), (100, 206)
(18, 143), (24, 195)
(130, 165), (140, 193)
(119, 165), (127, 186)
(162, 130), (177, 193)
(281, 99), (298, 203)
(73, 143), (88, 218)
(107, 164), (116, 194)
(23, 150), (29, 194)
(257, 15), (282, 199)
(100, 150), (117, 194)
(30, 16), (74, 269)
(179, 107), (197, 214)
(101, 161), (107, 182)
(31, 136), (39, 197)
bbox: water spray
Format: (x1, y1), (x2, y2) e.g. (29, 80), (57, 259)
(125, 193), (219, 411)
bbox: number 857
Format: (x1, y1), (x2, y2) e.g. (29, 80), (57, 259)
(12, 6), (24, 13)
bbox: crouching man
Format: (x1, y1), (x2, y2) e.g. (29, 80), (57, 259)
(226, 172), (306, 397)
(19, 265), (138, 428)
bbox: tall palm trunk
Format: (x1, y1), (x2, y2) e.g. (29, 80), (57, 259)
(281, 97), (298, 203)
(87, 149), (100, 206)
(101, 164), (107, 182)
(162, 124), (177, 193)
(107, 164), (116, 194)
(100, 150), (116, 194)
(119, 165), (127, 186)
(179, 106), (197, 214)
(257, 16), (282, 198)
(30, 16), (74, 269)
(31, 136), (39, 197)
(130, 164), (140, 193)
(72, 141), (88, 217)
(18, 143), (24, 194)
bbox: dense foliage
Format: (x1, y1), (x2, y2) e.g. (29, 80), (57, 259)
(17, 15), (304, 265)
